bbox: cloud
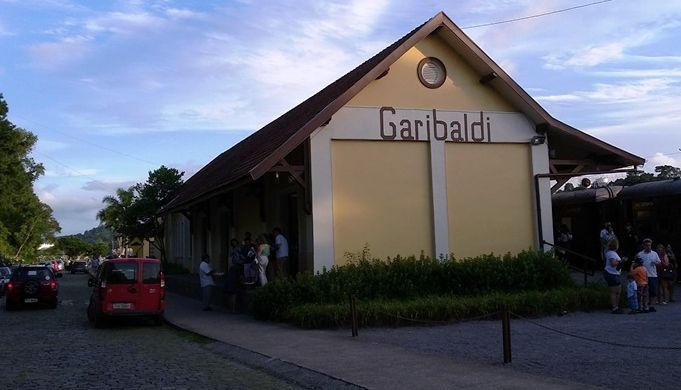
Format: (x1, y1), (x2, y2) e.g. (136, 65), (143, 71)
(37, 186), (104, 235)
(544, 42), (626, 70)
(27, 35), (93, 68)
(44, 166), (98, 178)
(583, 79), (673, 102)
(0, 20), (13, 36)
(536, 94), (582, 103)
(647, 153), (680, 169)
(165, 8), (208, 20)
(36, 139), (70, 152)
(82, 180), (136, 193)
(83, 11), (165, 35)
(537, 78), (676, 105)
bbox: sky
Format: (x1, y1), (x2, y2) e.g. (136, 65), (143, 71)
(1, 0), (681, 235)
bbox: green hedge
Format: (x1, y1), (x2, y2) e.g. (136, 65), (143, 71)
(250, 250), (574, 322)
(286, 287), (610, 328)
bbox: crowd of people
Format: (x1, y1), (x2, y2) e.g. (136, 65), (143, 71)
(600, 221), (677, 314)
(197, 227), (289, 311)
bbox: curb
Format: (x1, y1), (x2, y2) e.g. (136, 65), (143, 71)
(163, 315), (365, 390)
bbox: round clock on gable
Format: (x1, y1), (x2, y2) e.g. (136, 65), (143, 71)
(417, 57), (446, 88)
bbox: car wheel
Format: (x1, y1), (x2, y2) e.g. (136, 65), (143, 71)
(6, 301), (16, 311)
(49, 300), (58, 309)
(87, 301), (105, 328)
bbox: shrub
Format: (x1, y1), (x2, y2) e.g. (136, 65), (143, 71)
(250, 250), (574, 323)
(285, 286), (610, 329)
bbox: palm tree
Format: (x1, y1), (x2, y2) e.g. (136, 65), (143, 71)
(97, 187), (138, 257)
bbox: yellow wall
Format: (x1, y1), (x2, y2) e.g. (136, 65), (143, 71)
(348, 34), (516, 112)
(446, 143), (534, 258)
(331, 140), (433, 263)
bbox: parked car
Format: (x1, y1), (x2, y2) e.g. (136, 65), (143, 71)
(87, 258), (165, 327)
(0, 266), (12, 297)
(43, 260), (61, 277)
(70, 261), (88, 274)
(5, 265), (58, 310)
(56, 260), (65, 272)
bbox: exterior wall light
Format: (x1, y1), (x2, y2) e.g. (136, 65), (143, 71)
(530, 135), (546, 145)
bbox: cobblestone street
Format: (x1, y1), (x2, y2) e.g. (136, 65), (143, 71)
(0, 273), (303, 389)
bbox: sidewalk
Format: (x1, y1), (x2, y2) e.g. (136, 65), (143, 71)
(164, 292), (597, 389)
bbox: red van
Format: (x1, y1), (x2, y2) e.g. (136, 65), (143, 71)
(87, 258), (165, 327)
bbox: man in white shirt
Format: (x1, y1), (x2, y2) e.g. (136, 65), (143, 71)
(273, 227), (289, 279)
(637, 238), (661, 310)
(199, 254), (222, 311)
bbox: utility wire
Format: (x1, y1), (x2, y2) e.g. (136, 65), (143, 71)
(14, 115), (159, 167)
(462, 0), (613, 29)
(33, 151), (101, 182)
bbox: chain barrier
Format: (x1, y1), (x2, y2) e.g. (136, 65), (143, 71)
(349, 294), (500, 327)
(511, 312), (681, 351)
(370, 308), (500, 325)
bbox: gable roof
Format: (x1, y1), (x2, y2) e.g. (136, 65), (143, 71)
(162, 11), (644, 213)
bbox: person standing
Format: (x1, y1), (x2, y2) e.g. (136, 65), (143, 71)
(199, 254), (222, 311)
(620, 222), (639, 271)
(273, 227), (289, 279)
(657, 243), (673, 304)
(224, 239), (244, 312)
(255, 235), (270, 286)
(637, 238), (661, 310)
(625, 274), (638, 314)
(599, 222), (616, 264)
(603, 238), (624, 314)
(666, 244), (677, 302)
(631, 257), (649, 312)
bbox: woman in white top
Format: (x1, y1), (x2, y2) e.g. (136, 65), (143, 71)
(603, 239), (625, 314)
(255, 235), (270, 286)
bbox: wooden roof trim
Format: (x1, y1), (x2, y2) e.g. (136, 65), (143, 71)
(248, 13), (448, 180)
(438, 16), (645, 167)
(161, 176), (251, 214)
(548, 119), (645, 166)
(439, 17), (554, 123)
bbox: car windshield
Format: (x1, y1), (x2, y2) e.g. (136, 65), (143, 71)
(14, 267), (51, 280)
(0, 268), (10, 276)
(105, 262), (137, 284)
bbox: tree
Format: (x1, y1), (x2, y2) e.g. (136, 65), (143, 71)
(96, 187), (138, 256)
(654, 165), (681, 179)
(0, 93), (60, 262)
(56, 236), (90, 258)
(134, 166), (184, 264)
(88, 241), (110, 258)
(96, 166), (183, 262)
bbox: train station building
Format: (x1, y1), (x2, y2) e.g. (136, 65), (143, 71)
(160, 11), (644, 274)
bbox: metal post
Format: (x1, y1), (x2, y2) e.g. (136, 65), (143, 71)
(502, 306), (512, 363)
(583, 256), (588, 287)
(350, 295), (358, 337)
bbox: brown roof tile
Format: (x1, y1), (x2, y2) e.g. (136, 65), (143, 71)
(162, 16), (432, 212)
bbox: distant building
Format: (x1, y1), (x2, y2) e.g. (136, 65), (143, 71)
(160, 12), (643, 274)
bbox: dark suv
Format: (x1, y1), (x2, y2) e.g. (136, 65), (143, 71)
(5, 266), (58, 310)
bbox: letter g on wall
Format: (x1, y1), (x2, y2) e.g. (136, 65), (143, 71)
(379, 106), (397, 140)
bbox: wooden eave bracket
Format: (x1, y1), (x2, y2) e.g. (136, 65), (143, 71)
(269, 158), (306, 189)
(269, 152), (312, 214)
(549, 160), (589, 193)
